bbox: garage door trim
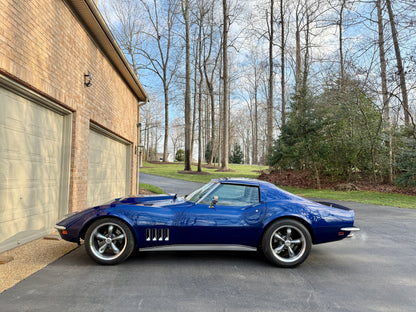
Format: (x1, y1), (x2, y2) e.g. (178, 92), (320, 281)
(90, 122), (131, 145)
(88, 123), (132, 206)
(0, 74), (72, 246)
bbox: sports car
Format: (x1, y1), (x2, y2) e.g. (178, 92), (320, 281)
(55, 178), (359, 267)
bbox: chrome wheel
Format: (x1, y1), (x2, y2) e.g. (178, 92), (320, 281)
(262, 219), (312, 267)
(270, 225), (306, 264)
(85, 218), (135, 265)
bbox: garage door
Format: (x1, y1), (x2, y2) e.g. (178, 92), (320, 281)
(0, 83), (71, 252)
(87, 126), (131, 207)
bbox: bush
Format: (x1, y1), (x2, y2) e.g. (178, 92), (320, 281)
(175, 149), (185, 162)
(395, 140), (416, 187)
(268, 78), (386, 182)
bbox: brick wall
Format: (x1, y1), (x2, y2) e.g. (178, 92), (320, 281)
(0, 0), (139, 212)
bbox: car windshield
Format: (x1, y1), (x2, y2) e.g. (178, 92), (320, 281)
(185, 182), (216, 203)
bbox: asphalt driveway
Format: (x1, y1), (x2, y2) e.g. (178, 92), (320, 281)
(139, 172), (204, 195)
(1, 175), (415, 311)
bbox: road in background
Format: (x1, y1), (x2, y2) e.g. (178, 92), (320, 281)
(140, 172), (204, 195)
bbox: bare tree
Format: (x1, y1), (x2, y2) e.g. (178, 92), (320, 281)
(203, 2), (221, 166)
(295, 0), (303, 95)
(280, 0), (287, 126)
(376, 0), (393, 182)
(266, 0), (275, 152)
(136, 0), (181, 163)
(221, 0), (230, 171)
(102, 0), (143, 75)
(196, 0), (209, 172)
(140, 94), (164, 161)
(183, 0), (192, 171)
(385, 0), (410, 125)
(339, 0), (347, 82)
(170, 117), (185, 159)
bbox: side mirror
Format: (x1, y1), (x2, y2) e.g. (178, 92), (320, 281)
(209, 195), (218, 209)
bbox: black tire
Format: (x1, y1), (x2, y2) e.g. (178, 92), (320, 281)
(84, 218), (135, 265)
(262, 219), (312, 268)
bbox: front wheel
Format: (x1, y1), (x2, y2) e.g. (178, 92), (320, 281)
(262, 219), (312, 268)
(84, 218), (135, 265)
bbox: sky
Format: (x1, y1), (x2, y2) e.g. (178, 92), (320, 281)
(98, 0), (416, 157)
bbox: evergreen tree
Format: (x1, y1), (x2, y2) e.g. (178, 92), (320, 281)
(175, 149), (185, 162)
(229, 143), (244, 164)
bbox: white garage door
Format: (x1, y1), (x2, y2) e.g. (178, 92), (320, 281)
(87, 126), (131, 207)
(0, 83), (71, 252)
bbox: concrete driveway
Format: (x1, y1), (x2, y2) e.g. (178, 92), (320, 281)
(1, 176), (415, 312)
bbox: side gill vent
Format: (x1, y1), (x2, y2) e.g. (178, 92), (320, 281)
(146, 228), (169, 241)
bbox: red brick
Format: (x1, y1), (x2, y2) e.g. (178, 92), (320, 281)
(1, 0), (141, 213)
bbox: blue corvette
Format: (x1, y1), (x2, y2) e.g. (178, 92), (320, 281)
(55, 178), (359, 267)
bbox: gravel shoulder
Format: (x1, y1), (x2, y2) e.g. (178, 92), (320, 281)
(0, 234), (76, 293)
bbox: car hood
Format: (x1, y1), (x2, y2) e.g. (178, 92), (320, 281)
(113, 194), (185, 207)
(56, 194), (188, 230)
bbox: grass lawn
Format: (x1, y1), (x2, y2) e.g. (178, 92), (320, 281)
(281, 186), (416, 209)
(139, 183), (165, 194)
(140, 161), (416, 209)
(140, 161), (268, 183)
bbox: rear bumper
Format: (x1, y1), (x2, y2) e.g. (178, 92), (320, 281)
(340, 227), (360, 232)
(340, 226), (360, 238)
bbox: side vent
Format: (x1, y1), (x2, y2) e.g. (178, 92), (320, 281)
(146, 228), (169, 241)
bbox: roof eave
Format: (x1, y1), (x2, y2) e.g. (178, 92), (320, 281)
(65, 0), (148, 102)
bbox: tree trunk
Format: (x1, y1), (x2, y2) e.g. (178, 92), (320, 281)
(253, 68), (258, 164)
(280, 0), (286, 126)
(295, 6), (302, 96)
(163, 84), (169, 162)
(314, 165), (321, 190)
(221, 0), (230, 170)
(184, 0), (192, 171)
(197, 8), (204, 172)
(191, 51), (197, 163)
(339, 0), (345, 83)
(267, 0), (274, 152)
(377, 0), (393, 183)
(203, 13), (219, 167)
(386, 0), (410, 125)
(302, 12), (310, 91)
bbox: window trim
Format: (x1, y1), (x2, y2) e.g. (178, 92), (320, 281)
(197, 183), (261, 206)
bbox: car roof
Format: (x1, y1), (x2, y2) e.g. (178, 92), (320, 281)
(212, 178), (264, 186)
(212, 178), (305, 201)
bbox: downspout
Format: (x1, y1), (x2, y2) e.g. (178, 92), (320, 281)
(137, 99), (149, 195)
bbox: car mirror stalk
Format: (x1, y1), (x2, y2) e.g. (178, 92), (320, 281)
(209, 196), (218, 209)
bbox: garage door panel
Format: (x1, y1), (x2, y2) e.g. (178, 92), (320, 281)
(0, 199), (56, 224)
(0, 86), (68, 251)
(87, 129), (131, 207)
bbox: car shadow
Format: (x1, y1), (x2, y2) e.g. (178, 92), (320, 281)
(51, 243), (353, 272)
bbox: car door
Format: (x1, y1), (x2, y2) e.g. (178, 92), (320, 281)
(177, 183), (266, 246)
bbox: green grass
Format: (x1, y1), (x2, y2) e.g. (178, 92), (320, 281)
(140, 161), (416, 209)
(280, 186), (416, 209)
(139, 183), (165, 194)
(140, 161), (268, 183)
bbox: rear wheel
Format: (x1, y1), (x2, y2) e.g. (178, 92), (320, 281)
(84, 218), (135, 265)
(262, 219), (312, 268)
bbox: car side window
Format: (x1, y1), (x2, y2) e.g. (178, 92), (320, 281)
(200, 184), (260, 206)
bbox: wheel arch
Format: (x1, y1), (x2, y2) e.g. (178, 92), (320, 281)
(79, 215), (137, 246)
(259, 216), (315, 247)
